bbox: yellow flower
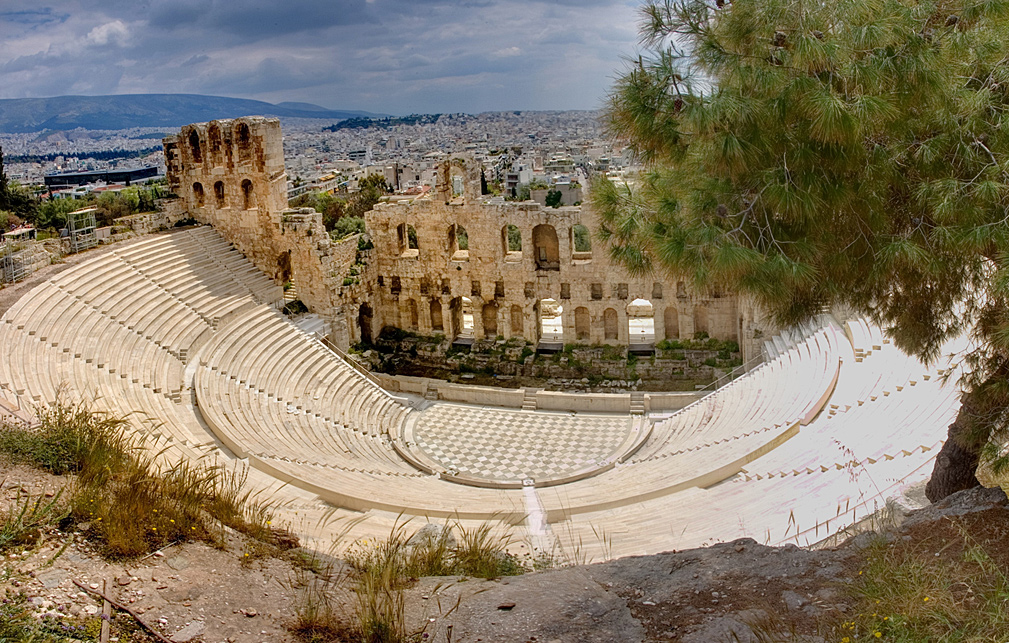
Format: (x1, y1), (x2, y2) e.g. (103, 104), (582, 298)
(924, 596), (930, 602)
(874, 632), (882, 638)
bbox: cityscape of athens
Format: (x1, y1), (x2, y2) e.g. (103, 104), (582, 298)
(1, 1), (1007, 642)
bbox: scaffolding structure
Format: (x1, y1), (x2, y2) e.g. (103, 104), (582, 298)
(1, 227), (47, 284)
(67, 207), (98, 253)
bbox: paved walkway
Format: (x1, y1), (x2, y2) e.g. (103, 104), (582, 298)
(411, 404), (633, 484)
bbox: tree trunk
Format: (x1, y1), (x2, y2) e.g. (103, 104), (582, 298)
(925, 388), (984, 503)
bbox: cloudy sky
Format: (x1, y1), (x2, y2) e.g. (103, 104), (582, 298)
(0, 1), (645, 115)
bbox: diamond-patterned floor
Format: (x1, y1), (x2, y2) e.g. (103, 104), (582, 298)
(411, 404), (633, 484)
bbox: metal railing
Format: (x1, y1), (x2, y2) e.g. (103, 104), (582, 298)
(313, 331), (384, 388)
(695, 352), (768, 394)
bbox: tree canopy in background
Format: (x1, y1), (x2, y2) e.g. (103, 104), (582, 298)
(593, 0), (1009, 499)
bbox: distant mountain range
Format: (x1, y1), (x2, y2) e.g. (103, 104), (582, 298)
(0, 94), (387, 133)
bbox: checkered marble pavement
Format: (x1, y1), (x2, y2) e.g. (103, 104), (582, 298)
(411, 404), (632, 483)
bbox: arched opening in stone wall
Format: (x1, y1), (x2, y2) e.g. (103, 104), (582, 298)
(188, 131), (202, 164)
(406, 299), (419, 330)
(571, 224), (592, 260)
(192, 182), (205, 208)
(694, 304), (710, 337)
(214, 181), (226, 208)
(538, 298), (563, 341)
(532, 224), (559, 271)
(603, 308), (619, 340)
(208, 123), (222, 164)
(482, 302), (499, 337)
(430, 299), (444, 332)
(276, 251), (292, 284)
(502, 225), (522, 262)
(448, 224), (469, 261)
(677, 281), (687, 298)
(664, 307), (680, 340)
(627, 299), (656, 343)
(241, 179), (255, 210)
(574, 306), (590, 340)
(237, 123), (252, 163)
(510, 305), (524, 337)
(449, 297), (475, 339)
(358, 303), (374, 345)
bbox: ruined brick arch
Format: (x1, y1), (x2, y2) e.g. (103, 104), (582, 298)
(482, 301), (499, 337)
(214, 181), (226, 208)
(510, 305), (524, 337)
(192, 182), (205, 208)
(430, 299), (444, 332)
(603, 308), (619, 340)
(236, 122), (253, 163)
(241, 179), (255, 210)
(406, 299), (419, 330)
(188, 130), (203, 164)
(574, 306), (591, 340)
(532, 224), (559, 271)
(664, 306), (680, 340)
(627, 298), (656, 343)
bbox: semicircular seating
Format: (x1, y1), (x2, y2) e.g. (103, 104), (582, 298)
(0, 226), (964, 558)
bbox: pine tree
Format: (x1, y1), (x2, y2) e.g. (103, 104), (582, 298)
(594, 0), (1009, 500)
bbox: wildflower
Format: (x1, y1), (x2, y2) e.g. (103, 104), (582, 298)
(874, 632), (881, 638)
(924, 596), (930, 602)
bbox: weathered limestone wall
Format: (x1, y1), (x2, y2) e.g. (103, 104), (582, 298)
(163, 118), (340, 314)
(163, 120), (776, 365)
(356, 154), (772, 361)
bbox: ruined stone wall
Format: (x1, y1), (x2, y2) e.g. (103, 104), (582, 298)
(163, 121), (775, 364)
(163, 118), (340, 314)
(355, 154), (773, 361)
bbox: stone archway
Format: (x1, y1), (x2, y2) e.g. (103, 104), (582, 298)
(358, 303), (374, 345)
(574, 306), (590, 340)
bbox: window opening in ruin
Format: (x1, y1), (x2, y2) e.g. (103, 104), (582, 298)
(695, 304), (710, 336)
(358, 303), (374, 345)
(603, 308), (619, 340)
(510, 305), (524, 337)
(188, 131), (202, 164)
(494, 281), (505, 298)
(449, 224), (469, 261)
(482, 302), (499, 337)
(208, 124), (222, 164)
(591, 283), (603, 300)
(575, 306), (590, 340)
(503, 224), (522, 262)
(471, 280), (481, 297)
(560, 283), (570, 299)
(237, 123), (252, 163)
(627, 298), (656, 344)
(441, 278), (451, 295)
(532, 224), (560, 270)
(664, 307), (680, 340)
(524, 282), (535, 298)
(459, 297), (475, 338)
(571, 224), (592, 261)
(430, 299), (444, 331)
(214, 181), (226, 208)
(397, 223), (419, 258)
(419, 279), (430, 296)
(677, 281), (687, 298)
(617, 283), (629, 299)
(538, 298), (563, 342)
(193, 182), (205, 208)
(390, 276), (401, 295)
(241, 179), (255, 210)
(406, 299), (419, 330)
(652, 283), (663, 300)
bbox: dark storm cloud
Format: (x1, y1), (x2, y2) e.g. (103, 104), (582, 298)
(0, 0), (644, 114)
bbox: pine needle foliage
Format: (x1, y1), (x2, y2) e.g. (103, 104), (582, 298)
(596, 0), (1009, 473)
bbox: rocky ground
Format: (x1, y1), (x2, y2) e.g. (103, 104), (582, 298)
(4, 455), (1008, 643)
